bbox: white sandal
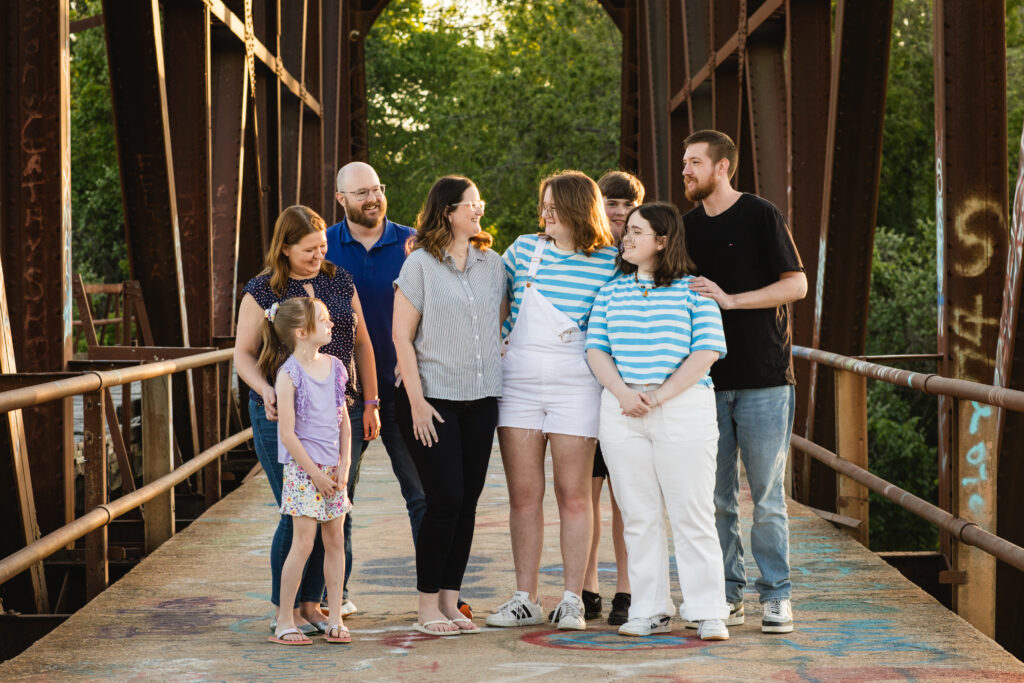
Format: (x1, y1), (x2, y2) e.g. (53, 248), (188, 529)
(450, 617), (480, 634)
(412, 619), (459, 635)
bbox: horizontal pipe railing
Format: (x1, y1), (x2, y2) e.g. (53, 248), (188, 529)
(0, 347), (233, 414)
(791, 434), (1024, 573)
(0, 428), (252, 585)
(793, 345), (1024, 411)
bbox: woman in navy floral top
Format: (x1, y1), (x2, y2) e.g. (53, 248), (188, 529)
(234, 205), (379, 635)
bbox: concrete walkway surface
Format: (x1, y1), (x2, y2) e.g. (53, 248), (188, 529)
(2, 440), (1023, 681)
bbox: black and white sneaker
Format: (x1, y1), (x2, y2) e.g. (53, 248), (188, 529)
(485, 591), (544, 627)
(618, 615), (672, 637)
(761, 598), (793, 633)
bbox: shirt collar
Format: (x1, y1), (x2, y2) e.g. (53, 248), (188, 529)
(443, 246), (485, 267)
(338, 217), (398, 247)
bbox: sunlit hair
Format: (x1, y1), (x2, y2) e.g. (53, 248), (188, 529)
(262, 205), (336, 296)
(409, 175), (493, 260)
(683, 129), (738, 181)
(597, 170), (645, 204)
(537, 170), (613, 255)
(256, 297), (324, 380)
(617, 202), (696, 287)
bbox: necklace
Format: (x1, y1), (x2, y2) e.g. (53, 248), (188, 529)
(634, 272), (650, 297)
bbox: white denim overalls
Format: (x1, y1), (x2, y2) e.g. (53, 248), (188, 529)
(498, 236), (602, 437)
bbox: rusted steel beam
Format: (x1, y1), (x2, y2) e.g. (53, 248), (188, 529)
(276, 0), (302, 209)
(70, 14), (103, 33)
(206, 0), (321, 115)
(0, 0), (75, 563)
(83, 391), (108, 601)
(337, 3), (373, 164)
(834, 370), (869, 547)
(298, 0), (325, 212)
(142, 376), (175, 553)
(791, 434), (1024, 574)
(680, 0), (712, 130)
(321, 0), (343, 222)
(933, 0), (1008, 638)
(635, 0), (669, 198)
(744, 19), (787, 212)
(667, 0), (689, 208)
(604, 2), (641, 173)
(996, 117), (1024, 664)
(806, 0), (893, 511)
(670, 0), (784, 113)
(786, 0), (830, 502)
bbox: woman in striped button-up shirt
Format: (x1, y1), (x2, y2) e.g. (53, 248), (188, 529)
(392, 176), (506, 635)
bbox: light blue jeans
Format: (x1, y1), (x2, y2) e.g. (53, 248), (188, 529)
(713, 385), (794, 604)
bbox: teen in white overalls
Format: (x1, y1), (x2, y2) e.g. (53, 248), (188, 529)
(486, 171), (619, 632)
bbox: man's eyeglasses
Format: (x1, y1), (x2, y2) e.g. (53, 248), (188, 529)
(339, 185), (386, 201)
(451, 200), (486, 212)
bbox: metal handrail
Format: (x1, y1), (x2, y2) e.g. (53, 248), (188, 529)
(792, 345), (1024, 411)
(791, 435), (1024, 572)
(0, 428), (252, 585)
(0, 347), (233, 414)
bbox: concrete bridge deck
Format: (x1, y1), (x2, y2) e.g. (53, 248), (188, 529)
(2, 441), (1022, 682)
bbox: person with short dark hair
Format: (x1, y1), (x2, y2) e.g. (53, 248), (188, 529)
(586, 202), (730, 640)
(682, 129), (807, 635)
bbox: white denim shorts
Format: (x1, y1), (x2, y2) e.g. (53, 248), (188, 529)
(497, 343), (602, 438)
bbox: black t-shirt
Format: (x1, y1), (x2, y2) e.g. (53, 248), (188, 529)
(684, 193), (804, 390)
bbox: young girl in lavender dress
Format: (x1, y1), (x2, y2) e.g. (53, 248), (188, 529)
(261, 297), (354, 646)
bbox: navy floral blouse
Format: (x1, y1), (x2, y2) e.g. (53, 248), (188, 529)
(242, 269), (360, 406)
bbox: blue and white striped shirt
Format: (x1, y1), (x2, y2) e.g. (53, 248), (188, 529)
(585, 275), (727, 387)
(502, 234), (619, 335)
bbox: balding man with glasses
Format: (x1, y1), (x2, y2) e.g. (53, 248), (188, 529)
(326, 161), (425, 618)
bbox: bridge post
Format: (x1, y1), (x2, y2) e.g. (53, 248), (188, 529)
(143, 376), (175, 553)
(83, 392), (108, 601)
(834, 369), (869, 546)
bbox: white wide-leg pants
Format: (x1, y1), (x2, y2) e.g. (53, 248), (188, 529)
(599, 383), (730, 622)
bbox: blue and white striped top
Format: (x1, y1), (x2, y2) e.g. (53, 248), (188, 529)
(585, 275), (727, 387)
(502, 234), (619, 335)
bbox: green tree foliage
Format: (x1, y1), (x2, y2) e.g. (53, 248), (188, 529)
(365, 0), (621, 251)
(70, 0), (127, 284)
(1010, 0), (1024, 185)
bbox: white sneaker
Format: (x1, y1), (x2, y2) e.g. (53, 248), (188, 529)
(485, 591), (544, 627)
(697, 619), (730, 641)
(618, 615), (672, 637)
(551, 592), (586, 631)
(340, 600), (358, 617)
(761, 598), (793, 633)
(685, 601), (744, 628)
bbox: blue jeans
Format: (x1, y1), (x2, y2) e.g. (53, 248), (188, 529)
(343, 398), (426, 598)
(249, 399), (325, 607)
(713, 385), (794, 604)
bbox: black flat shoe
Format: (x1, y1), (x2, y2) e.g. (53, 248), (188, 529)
(582, 590), (602, 620)
(607, 592), (630, 626)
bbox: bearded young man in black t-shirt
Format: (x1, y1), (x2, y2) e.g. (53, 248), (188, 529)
(681, 129), (807, 635)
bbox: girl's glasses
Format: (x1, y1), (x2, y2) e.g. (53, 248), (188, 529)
(451, 200), (486, 212)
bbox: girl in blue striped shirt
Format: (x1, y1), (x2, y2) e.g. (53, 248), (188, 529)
(585, 202), (731, 640)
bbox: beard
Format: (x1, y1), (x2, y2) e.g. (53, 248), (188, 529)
(684, 175), (717, 203)
(346, 196), (387, 229)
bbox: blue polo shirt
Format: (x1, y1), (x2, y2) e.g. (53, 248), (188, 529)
(326, 217), (415, 401)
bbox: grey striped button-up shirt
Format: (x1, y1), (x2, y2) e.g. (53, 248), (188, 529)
(393, 246), (505, 401)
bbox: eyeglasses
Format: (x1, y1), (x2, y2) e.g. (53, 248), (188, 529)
(451, 200), (486, 212)
(339, 185), (386, 201)
(622, 227), (658, 240)
(540, 204), (558, 217)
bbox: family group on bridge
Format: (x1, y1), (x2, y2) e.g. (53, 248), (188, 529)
(232, 128), (808, 647)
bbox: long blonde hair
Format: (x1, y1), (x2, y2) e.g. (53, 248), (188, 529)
(256, 298), (321, 380)
(262, 206), (336, 296)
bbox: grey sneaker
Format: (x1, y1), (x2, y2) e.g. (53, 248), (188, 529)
(685, 601), (744, 628)
(697, 618), (730, 641)
(485, 591), (544, 627)
(761, 598), (793, 633)
(618, 615), (672, 637)
(551, 593), (586, 631)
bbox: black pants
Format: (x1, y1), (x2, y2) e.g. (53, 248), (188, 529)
(395, 385), (498, 594)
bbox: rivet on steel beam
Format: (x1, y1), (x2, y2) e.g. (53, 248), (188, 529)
(349, 30), (361, 42)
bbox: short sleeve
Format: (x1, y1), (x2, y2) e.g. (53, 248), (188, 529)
(278, 358), (311, 418)
(689, 292), (727, 359)
(584, 287), (612, 353)
(762, 205), (803, 277)
(393, 253), (426, 313)
(241, 274), (275, 309)
(501, 238), (520, 290)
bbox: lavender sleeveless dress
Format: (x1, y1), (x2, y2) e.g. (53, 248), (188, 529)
(277, 355), (354, 521)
